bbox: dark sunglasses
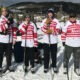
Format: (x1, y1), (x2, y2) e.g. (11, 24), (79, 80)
(69, 16), (76, 18)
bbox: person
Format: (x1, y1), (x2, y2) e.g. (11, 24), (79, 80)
(0, 8), (17, 73)
(18, 13), (38, 74)
(41, 9), (61, 73)
(61, 13), (80, 76)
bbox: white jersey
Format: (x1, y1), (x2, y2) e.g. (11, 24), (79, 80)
(0, 15), (17, 43)
(18, 21), (38, 47)
(61, 20), (80, 47)
(41, 18), (61, 44)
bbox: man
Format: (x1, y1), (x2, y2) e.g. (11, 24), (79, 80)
(0, 8), (17, 73)
(41, 9), (61, 73)
(18, 14), (38, 74)
(61, 13), (80, 76)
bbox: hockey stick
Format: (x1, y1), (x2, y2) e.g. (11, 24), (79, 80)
(48, 32), (55, 80)
(23, 22), (30, 76)
(71, 65), (73, 80)
(0, 68), (3, 77)
(47, 21), (55, 80)
(66, 52), (70, 80)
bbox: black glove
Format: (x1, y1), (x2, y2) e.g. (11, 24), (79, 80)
(62, 42), (65, 46)
(6, 17), (14, 26)
(1, 29), (8, 35)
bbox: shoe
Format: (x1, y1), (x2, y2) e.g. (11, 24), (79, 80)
(41, 56), (44, 60)
(8, 66), (15, 72)
(0, 68), (2, 72)
(74, 68), (80, 76)
(53, 67), (58, 73)
(23, 66), (28, 73)
(44, 68), (48, 73)
(3, 68), (8, 73)
(31, 67), (35, 74)
(25, 67), (28, 73)
(34, 59), (38, 63)
(63, 68), (68, 74)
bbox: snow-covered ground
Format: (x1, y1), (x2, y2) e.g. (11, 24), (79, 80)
(0, 22), (80, 80)
(0, 35), (80, 80)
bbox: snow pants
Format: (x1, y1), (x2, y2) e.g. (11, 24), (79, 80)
(64, 45), (80, 70)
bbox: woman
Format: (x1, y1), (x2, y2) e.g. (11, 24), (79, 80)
(41, 9), (61, 73)
(18, 14), (38, 74)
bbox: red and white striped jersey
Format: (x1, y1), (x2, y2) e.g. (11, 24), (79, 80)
(61, 20), (80, 47)
(41, 18), (61, 44)
(0, 15), (17, 43)
(19, 21), (38, 47)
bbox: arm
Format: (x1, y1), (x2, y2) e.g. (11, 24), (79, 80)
(33, 23), (38, 47)
(41, 19), (48, 33)
(61, 23), (68, 43)
(18, 23), (26, 35)
(0, 18), (8, 32)
(55, 20), (61, 34)
(12, 22), (17, 41)
(12, 22), (17, 45)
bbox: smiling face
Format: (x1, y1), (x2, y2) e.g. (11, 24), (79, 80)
(25, 17), (30, 22)
(48, 12), (53, 19)
(69, 17), (76, 23)
(2, 10), (8, 17)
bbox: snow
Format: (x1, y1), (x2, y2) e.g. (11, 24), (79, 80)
(0, 22), (80, 80)
(36, 22), (42, 29)
(0, 35), (80, 80)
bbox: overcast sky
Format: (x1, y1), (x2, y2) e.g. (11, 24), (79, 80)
(0, 0), (80, 6)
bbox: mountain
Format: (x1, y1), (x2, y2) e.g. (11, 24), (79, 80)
(0, 0), (80, 7)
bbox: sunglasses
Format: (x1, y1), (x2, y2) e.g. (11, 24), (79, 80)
(69, 16), (76, 18)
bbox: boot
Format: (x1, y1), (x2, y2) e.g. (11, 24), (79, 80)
(31, 67), (35, 74)
(74, 68), (80, 76)
(53, 67), (58, 73)
(44, 68), (48, 73)
(8, 66), (15, 72)
(63, 68), (68, 74)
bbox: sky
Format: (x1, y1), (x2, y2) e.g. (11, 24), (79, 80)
(0, 0), (80, 6)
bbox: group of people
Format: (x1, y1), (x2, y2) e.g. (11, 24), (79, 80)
(0, 7), (80, 76)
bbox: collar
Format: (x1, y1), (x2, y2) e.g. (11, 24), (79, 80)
(70, 20), (77, 25)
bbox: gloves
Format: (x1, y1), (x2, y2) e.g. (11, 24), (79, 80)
(34, 45), (38, 48)
(46, 29), (53, 34)
(6, 18), (14, 26)
(62, 42), (65, 46)
(2, 29), (8, 35)
(6, 20), (11, 25)
(45, 18), (51, 25)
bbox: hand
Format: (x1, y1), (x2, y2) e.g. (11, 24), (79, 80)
(45, 18), (51, 25)
(6, 20), (11, 26)
(62, 42), (65, 46)
(3, 30), (8, 35)
(12, 41), (16, 45)
(46, 29), (53, 34)
(34, 45), (38, 48)
(6, 18), (14, 26)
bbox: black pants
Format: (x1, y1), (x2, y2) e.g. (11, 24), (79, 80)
(0, 43), (12, 68)
(43, 43), (57, 69)
(24, 47), (35, 68)
(64, 45), (80, 69)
